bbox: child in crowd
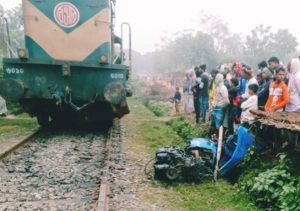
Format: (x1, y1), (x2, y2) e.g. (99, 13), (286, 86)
(240, 84), (259, 125)
(174, 87), (181, 115)
(265, 67), (289, 112)
(228, 78), (241, 133)
(241, 65), (258, 100)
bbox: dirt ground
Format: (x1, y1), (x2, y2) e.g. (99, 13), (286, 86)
(108, 101), (202, 211)
(108, 99), (216, 211)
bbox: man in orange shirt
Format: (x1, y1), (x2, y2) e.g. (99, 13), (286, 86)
(265, 67), (289, 112)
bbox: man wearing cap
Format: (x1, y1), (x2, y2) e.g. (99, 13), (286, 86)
(241, 65), (258, 100)
(258, 67), (273, 108)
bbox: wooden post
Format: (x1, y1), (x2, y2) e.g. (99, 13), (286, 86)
(214, 126), (223, 181)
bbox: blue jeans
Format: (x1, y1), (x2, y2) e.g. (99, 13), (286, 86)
(199, 96), (209, 123)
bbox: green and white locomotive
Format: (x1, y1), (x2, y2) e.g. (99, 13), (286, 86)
(0, 0), (132, 126)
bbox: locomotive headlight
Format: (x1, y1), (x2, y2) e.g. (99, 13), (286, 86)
(17, 48), (28, 59)
(100, 54), (108, 63)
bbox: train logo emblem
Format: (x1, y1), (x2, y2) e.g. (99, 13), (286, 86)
(54, 2), (80, 28)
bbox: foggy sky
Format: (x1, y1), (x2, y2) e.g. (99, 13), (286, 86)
(1, 0), (300, 54)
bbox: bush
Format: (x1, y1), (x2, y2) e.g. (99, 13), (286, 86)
(240, 154), (300, 210)
(146, 100), (171, 117)
(167, 117), (212, 141)
(237, 145), (262, 170)
(7, 101), (24, 115)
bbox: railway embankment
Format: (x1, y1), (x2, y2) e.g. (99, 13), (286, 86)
(109, 98), (258, 210)
(1, 97), (298, 210)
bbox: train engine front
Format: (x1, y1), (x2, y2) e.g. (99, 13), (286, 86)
(0, 0), (132, 126)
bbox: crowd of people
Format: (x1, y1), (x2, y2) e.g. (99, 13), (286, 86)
(181, 56), (300, 138)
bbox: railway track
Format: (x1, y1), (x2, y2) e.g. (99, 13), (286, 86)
(0, 120), (122, 211)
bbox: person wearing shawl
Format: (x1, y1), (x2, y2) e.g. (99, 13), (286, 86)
(211, 73), (229, 130)
(286, 58), (300, 112)
(241, 65), (258, 100)
(183, 71), (194, 113)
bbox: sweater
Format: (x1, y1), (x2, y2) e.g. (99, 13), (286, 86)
(241, 95), (257, 123)
(265, 81), (289, 112)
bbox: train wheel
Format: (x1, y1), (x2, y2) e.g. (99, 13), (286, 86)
(37, 112), (50, 127)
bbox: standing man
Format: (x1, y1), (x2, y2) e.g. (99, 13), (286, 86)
(268, 56), (280, 72)
(265, 67), (289, 112)
(241, 65), (258, 100)
(268, 56), (289, 85)
(257, 61), (268, 73)
(258, 67), (273, 108)
(286, 58), (300, 112)
(174, 87), (181, 115)
(199, 64), (209, 123)
(191, 67), (201, 125)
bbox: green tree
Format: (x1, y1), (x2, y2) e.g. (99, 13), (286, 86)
(129, 14), (299, 76)
(6, 4), (24, 51)
(244, 25), (273, 66)
(147, 32), (218, 74)
(0, 4), (7, 59)
(244, 25), (298, 67)
(269, 29), (298, 63)
(219, 33), (244, 62)
(0, 3), (23, 60)
(198, 12), (230, 52)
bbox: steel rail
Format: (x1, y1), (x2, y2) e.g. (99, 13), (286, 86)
(0, 129), (40, 160)
(96, 120), (120, 211)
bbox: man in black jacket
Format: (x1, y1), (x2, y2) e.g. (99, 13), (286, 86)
(192, 67), (201, 124)
(199, 64), (209, 123)
(258, 67), (273, 108)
